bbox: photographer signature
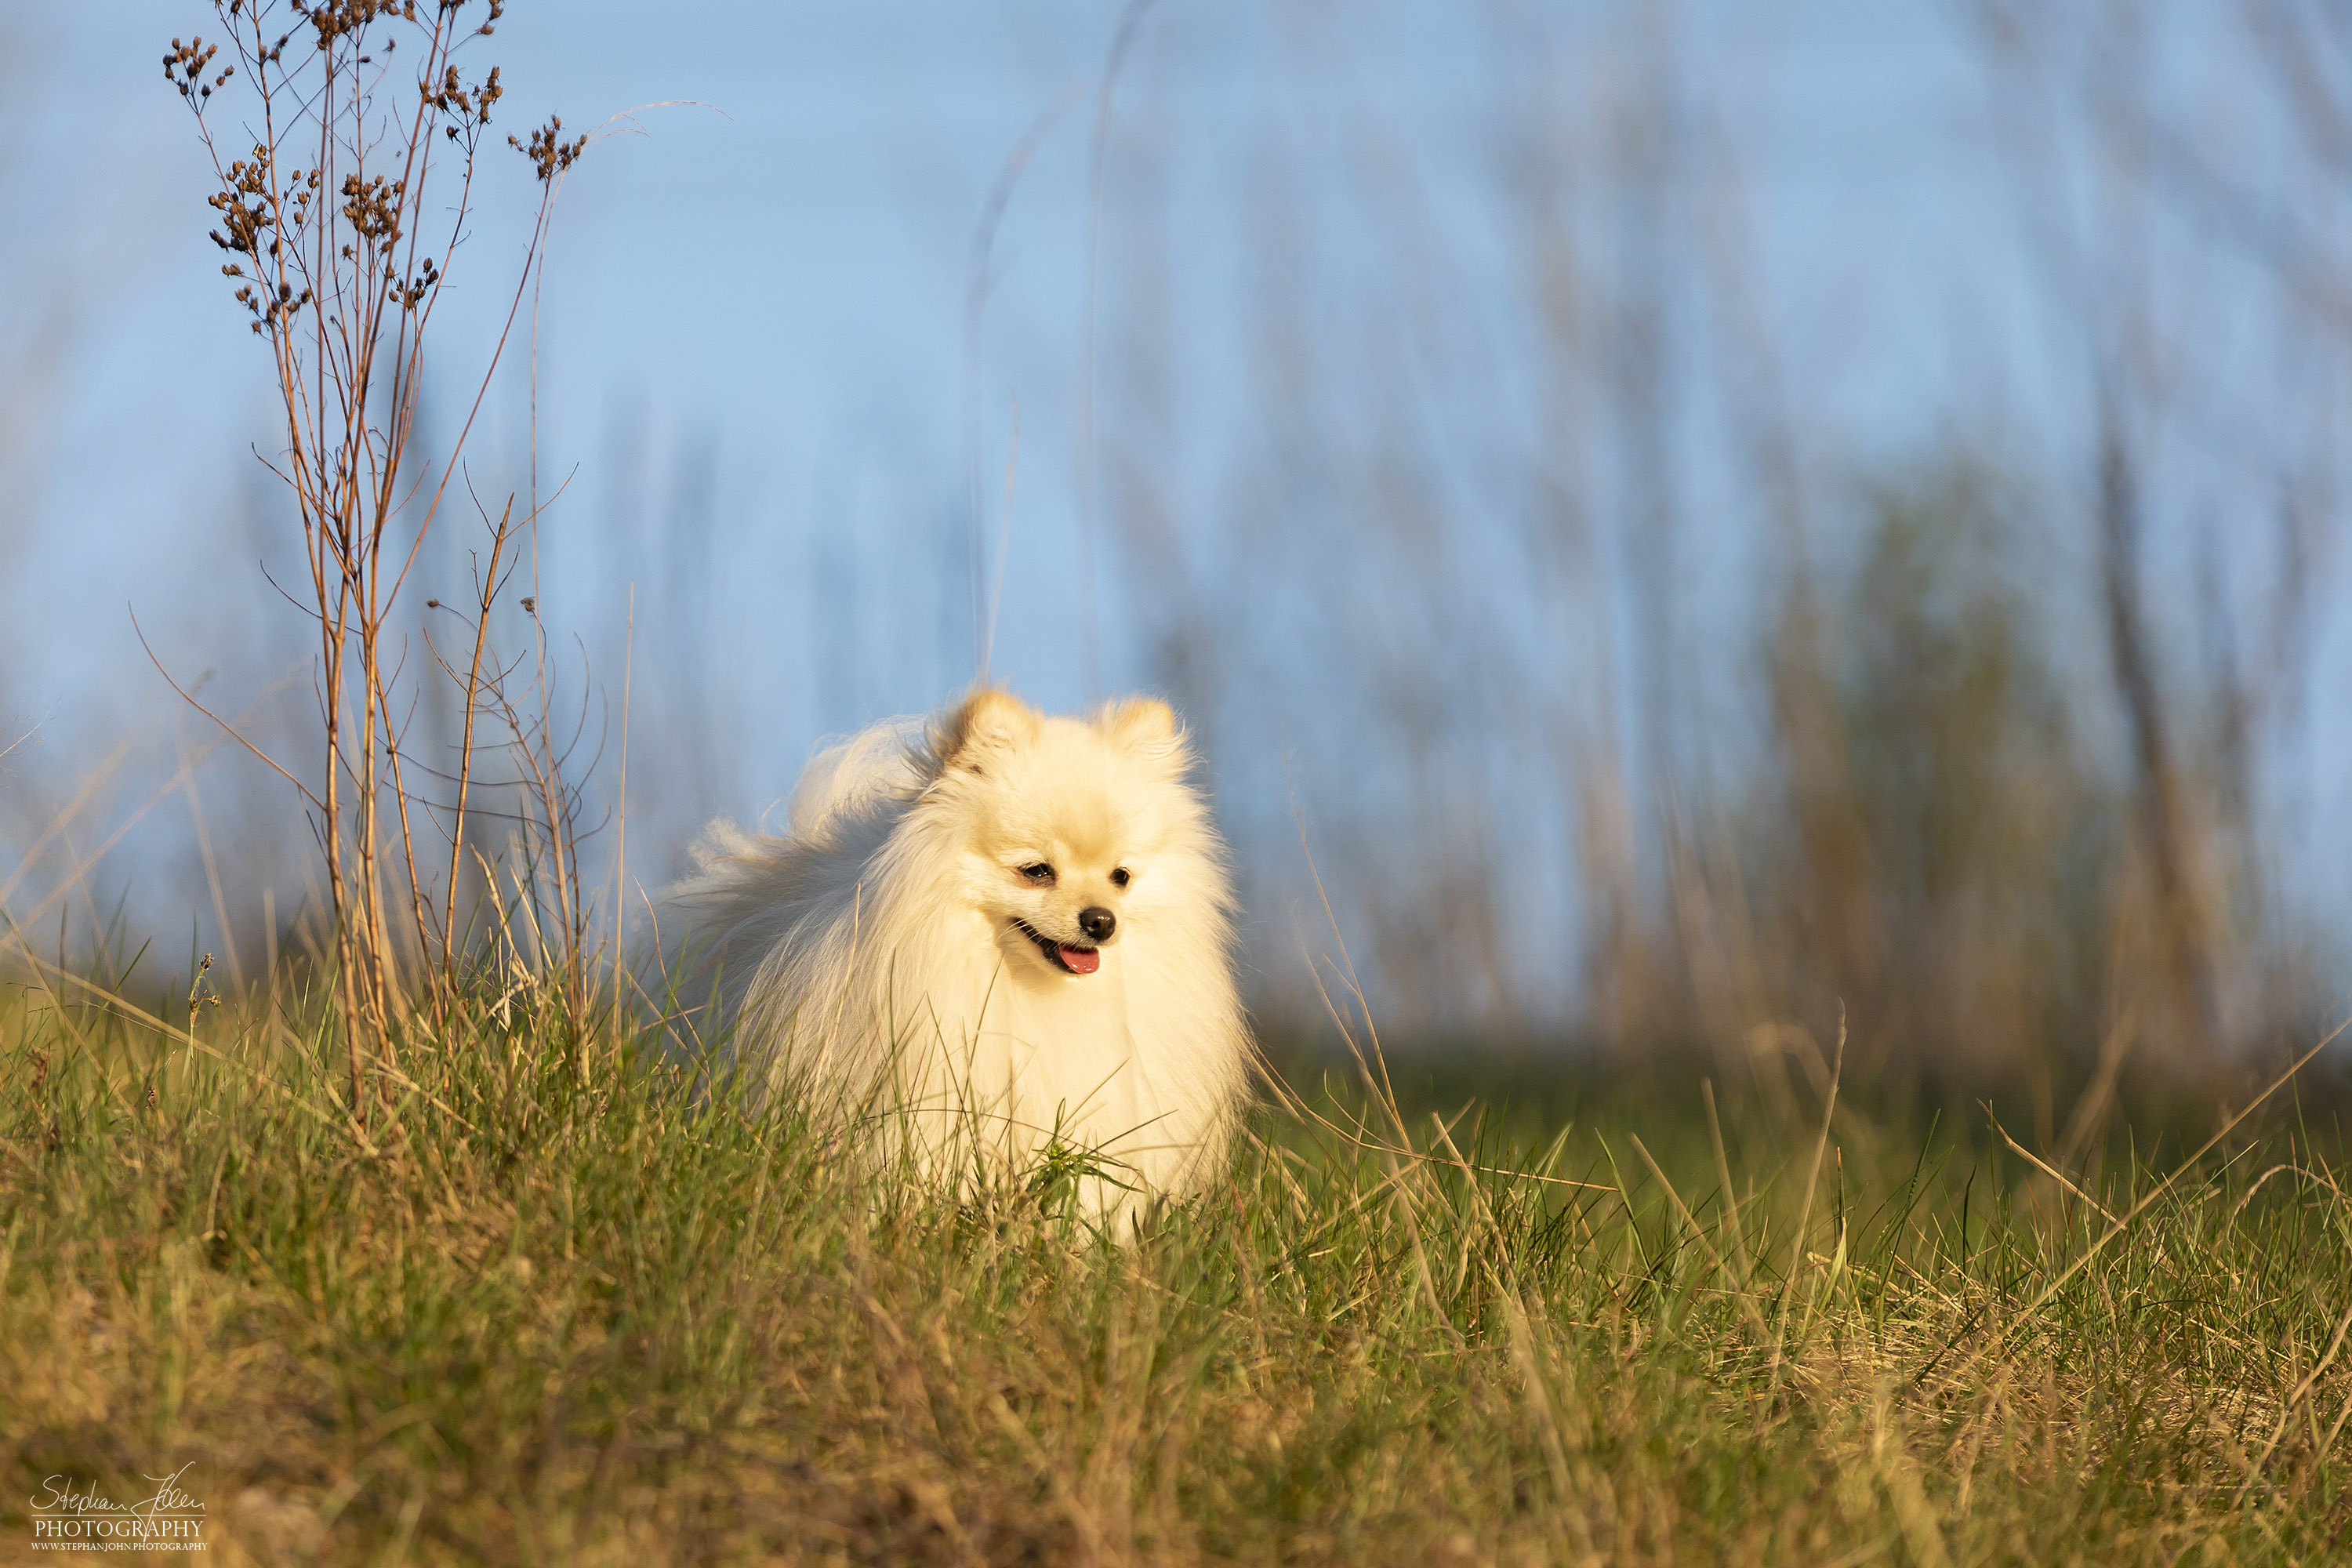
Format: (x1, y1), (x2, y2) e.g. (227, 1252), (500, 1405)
(29, 1463), (204, 1518)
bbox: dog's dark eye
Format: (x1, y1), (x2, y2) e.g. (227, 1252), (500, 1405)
(1110, 868), (1131, 888)
(1018, 862), (1056, 886)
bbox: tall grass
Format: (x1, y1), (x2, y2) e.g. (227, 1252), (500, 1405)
(5, 975), (2350, 1564)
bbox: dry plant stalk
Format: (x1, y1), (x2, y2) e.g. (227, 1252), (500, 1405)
(164, 0), (586, 1126)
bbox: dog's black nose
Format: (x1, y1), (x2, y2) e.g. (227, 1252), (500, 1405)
(1078, 906), (1116, 942)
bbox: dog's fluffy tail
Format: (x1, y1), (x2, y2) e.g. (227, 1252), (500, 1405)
(672, 714), (929, 902)
(783, 716), (931, 837)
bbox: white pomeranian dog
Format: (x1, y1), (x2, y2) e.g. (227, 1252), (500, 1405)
(666, 688), (1250, 1220)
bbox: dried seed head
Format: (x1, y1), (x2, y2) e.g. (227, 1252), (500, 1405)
(512, 116), (589, 183)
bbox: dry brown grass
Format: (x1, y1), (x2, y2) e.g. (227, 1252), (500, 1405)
(5, 980), (2352, 1564)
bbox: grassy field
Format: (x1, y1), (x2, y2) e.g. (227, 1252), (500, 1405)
(5, 978), (2352, 1566)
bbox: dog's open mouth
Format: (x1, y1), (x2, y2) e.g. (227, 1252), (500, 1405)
(1013, 920), (1101, 975)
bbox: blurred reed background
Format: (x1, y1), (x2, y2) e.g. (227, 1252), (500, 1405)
(2, 2), (2347, 1109)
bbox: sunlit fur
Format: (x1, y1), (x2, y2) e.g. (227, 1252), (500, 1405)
(666, 689), (1250, 1220)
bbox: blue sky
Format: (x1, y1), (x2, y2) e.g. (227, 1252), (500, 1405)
(3, 2), (2344, 1025)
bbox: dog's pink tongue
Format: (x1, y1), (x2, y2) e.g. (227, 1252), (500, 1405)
(1059, 945), (1101, 975)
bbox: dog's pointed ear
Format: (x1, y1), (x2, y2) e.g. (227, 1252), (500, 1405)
(1100, 696), (1181, 756)
(935, 687), (1038, 773)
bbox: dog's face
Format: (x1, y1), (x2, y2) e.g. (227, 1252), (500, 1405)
(929, 689), (1200, 982)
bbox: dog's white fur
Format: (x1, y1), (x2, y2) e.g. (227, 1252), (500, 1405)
(666, 689), (1249, 1218)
